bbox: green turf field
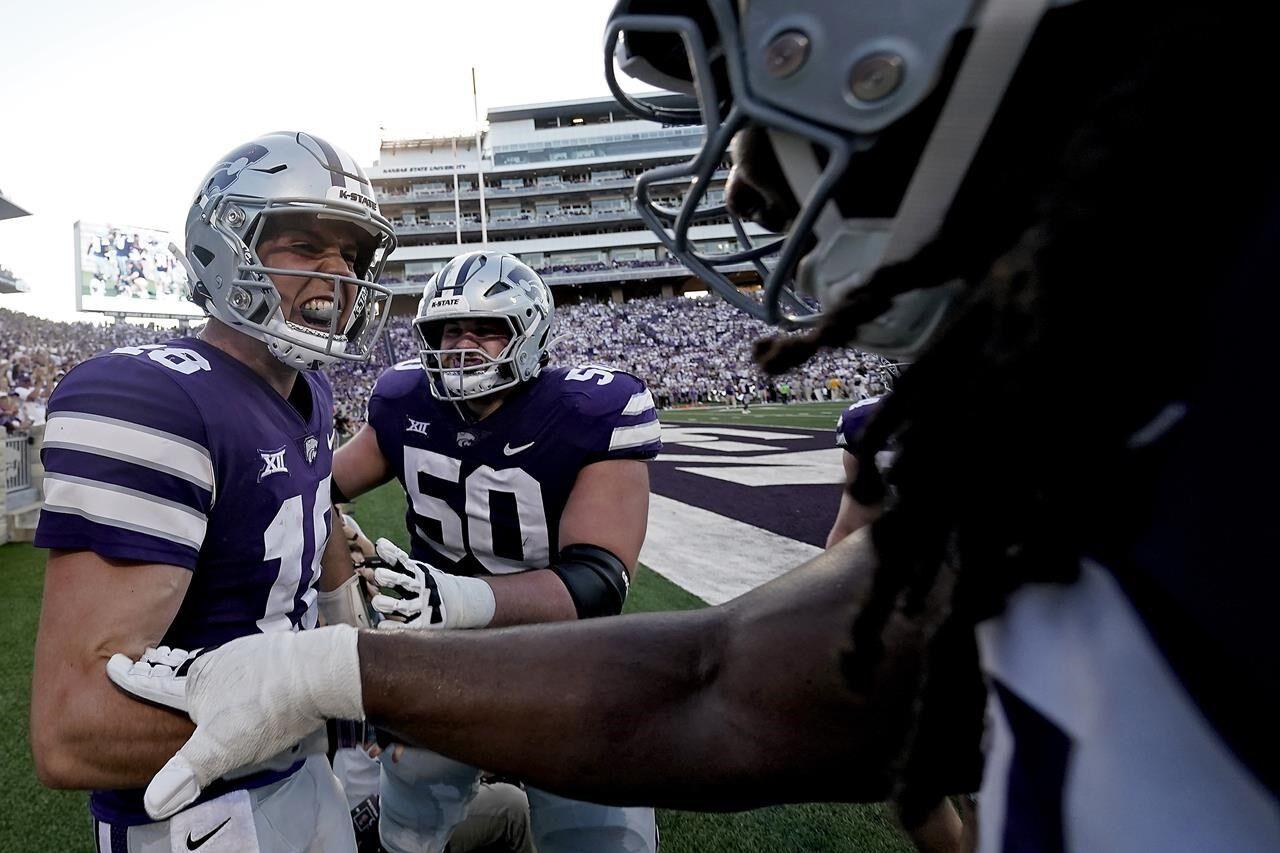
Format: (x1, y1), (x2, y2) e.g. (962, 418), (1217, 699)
(659, 400), (850, 431)
(0, 447), (910, 852)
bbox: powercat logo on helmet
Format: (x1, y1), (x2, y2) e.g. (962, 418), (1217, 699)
(327, 186), (379, 213)
(205, 143), (270, 195)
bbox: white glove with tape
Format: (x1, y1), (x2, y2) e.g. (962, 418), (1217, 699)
(365, 538), (495, 630)
(106, 625), (364, 821)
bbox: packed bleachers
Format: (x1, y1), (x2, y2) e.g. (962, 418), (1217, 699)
(1, 295), (893, 435)
(1, 308), (168, 432)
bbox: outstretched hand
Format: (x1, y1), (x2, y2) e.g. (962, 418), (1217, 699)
(105, 626), (364, 820)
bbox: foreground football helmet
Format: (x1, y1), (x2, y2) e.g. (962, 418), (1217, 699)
(178, 131), (397, 369)
(413, 252), (554, 401)
(606, 0), (1070, 356)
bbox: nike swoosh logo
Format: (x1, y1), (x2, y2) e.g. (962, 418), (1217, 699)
(503, 441), (535, 456)
(187, 818), (231, 850)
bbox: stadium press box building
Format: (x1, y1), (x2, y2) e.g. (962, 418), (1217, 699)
(368, 95), (770, 306)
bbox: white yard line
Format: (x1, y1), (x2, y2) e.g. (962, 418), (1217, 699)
(639, 493), (822, 605)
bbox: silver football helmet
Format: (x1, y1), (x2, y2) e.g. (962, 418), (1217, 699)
(178, 131), (397, 370)
(413, 252), (554, 401)
(606, 0), (1071, 356)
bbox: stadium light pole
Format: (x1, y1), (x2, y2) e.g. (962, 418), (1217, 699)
(472, 67), (488, 247)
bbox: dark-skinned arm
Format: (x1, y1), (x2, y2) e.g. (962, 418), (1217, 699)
(359, 530), (944, 810)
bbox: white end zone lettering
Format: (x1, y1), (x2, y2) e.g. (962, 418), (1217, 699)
(326, 185), (380, 214)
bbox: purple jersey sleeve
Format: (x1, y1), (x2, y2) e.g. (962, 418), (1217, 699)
(561, 366), (663, 464)
(835, 395), (883, 453)
(34, 350), (214, 569)
(366, 360), (426, 454)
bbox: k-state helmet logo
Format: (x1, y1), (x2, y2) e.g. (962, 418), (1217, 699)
(205, 143), (271, 195)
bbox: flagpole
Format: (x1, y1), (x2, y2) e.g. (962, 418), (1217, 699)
(472, 66), (488, 247)
(452, 137), (462, 246)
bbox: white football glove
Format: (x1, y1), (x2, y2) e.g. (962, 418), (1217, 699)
(106, 625), (364, 821)
(106, 645), (202, 711)
(365, 538), (495, 630)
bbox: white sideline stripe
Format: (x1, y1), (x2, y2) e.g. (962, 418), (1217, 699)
(42, 475), (206, 550)
(639, 494), (821, 606)
(622, 389), (655, 416)
(44, 412), (214, 492)
(609, 420), (662, 450)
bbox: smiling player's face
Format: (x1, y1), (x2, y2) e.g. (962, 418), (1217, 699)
(437, 318), (512, 368)
(255, 213), (374, 334)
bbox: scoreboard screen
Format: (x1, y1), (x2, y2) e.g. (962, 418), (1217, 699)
(73, 221), (202, 318)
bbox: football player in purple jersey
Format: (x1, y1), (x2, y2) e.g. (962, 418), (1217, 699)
(326, 249), (660, 853)
(828, 393), (970, 853)
(31, 131), (396, 851)
(826, 396), (886, 548)
(111, 3), (1280, 852)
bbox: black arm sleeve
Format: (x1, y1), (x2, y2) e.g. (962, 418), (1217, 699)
(547, 543), (630, 619)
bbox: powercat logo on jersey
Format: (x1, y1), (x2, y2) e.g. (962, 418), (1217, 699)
(327, 185), (379, 213)
(258, 447), (288, 481)
(457, 431), (476, 448)
(303, 435), (319, 465)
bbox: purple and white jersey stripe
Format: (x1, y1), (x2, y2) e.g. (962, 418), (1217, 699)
(834, 395), (883, 453)
(34, 337), (335, 826)
(367, 362), (660, 574)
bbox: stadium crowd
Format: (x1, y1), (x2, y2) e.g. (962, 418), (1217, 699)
(1, 293), (892, 435)
(1, 308), (168, 432)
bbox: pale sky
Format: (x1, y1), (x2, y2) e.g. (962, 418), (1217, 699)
(0, 0), (627, 322)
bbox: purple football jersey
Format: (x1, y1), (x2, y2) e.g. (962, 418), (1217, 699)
(34, 337), (335, 825)
(367, 362), (661, 574)
(835, 395), (884, 453)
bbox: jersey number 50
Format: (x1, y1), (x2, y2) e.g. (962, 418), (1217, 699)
(404, 447), (549, 574)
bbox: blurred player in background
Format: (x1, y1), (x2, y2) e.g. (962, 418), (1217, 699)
(825, 396), (885, 548)
(32, 130), (396, 851)
(327, 250), (660, 853)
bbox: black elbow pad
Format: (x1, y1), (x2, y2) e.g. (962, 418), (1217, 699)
(331, 478), (352, 506)
(548, 543), (630, 619)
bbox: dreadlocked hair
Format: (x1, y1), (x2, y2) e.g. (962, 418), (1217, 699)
(755, 0), (1275, 826)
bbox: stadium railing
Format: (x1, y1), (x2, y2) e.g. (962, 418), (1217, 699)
(1, 425), (43, 545)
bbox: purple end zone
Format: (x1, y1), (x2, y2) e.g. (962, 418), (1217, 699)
(648, 422), (842, 547)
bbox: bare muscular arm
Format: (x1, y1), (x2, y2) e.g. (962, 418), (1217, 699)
(31, 550), (194, 789)
(333, 424), (393, 500)
(360, 530), (939, 809)
(826, 452), (881, 548)
(485, 458), (650, 626)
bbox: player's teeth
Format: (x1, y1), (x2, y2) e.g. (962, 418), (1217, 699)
(299, 298), (335, 324)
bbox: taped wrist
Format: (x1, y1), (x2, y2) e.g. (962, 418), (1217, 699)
(436, 572), (496, 629)
(548, 543), (630, 619)
(318, 574), (372, 628)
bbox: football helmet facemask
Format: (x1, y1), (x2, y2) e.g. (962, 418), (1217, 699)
(606, 0), (1067, 356)
(178, 131), (397, 370)
(413, 251), (554, 402)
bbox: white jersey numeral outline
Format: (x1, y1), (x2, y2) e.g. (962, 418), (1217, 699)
(404, 446), (550, 574)
(258, 477), (329, 632)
